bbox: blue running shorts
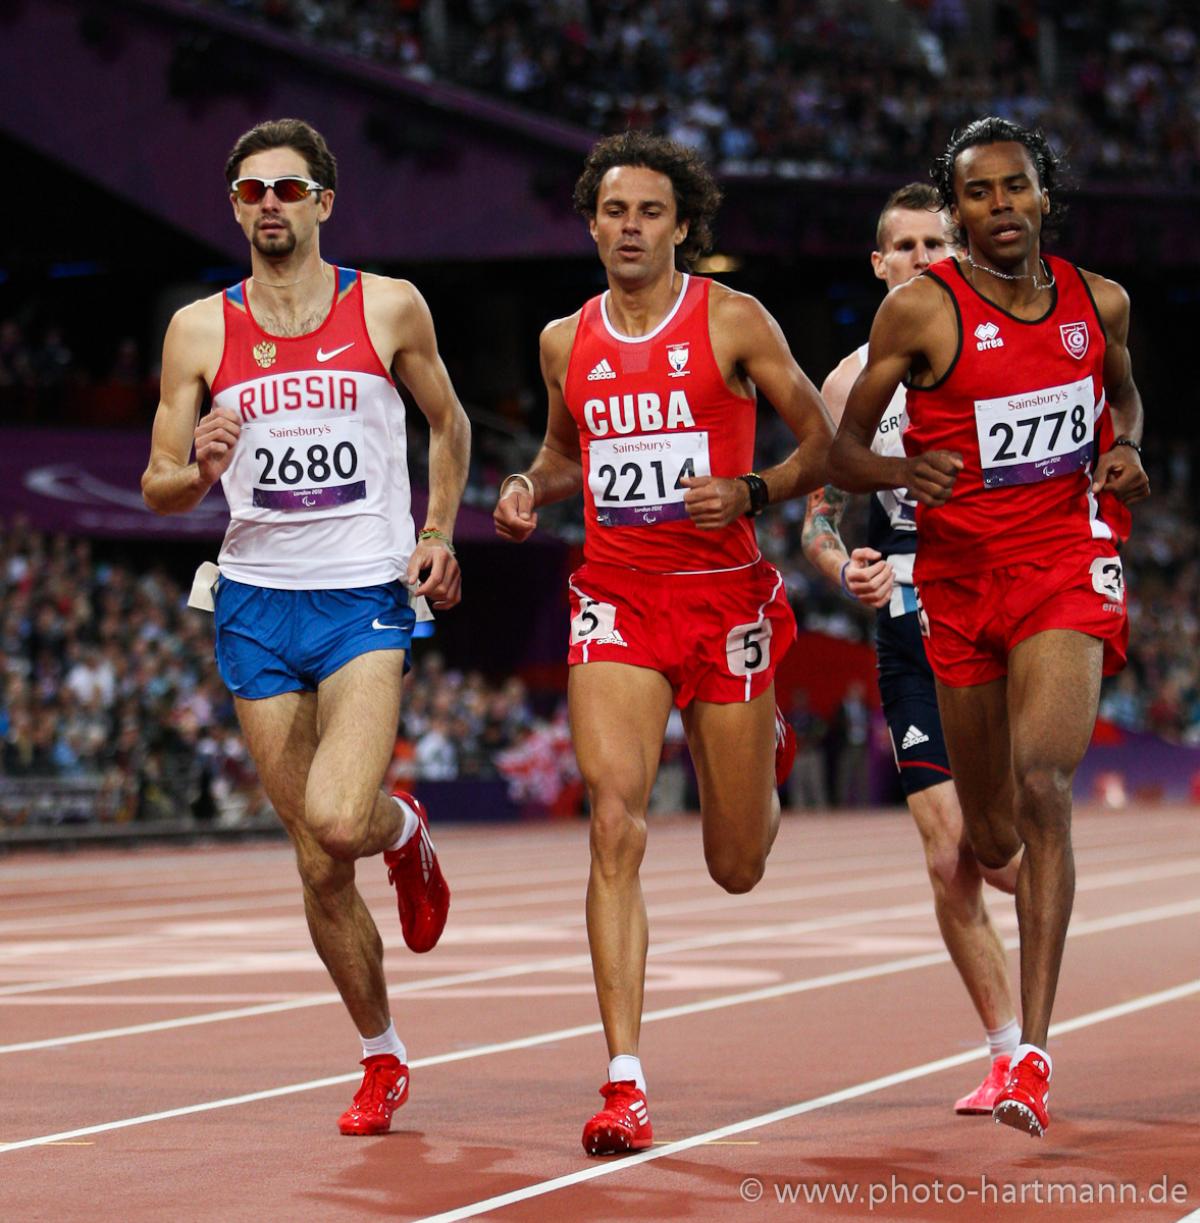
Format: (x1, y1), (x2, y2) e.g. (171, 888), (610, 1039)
(213, 577), (416, 700)
(875, 603), (952, 796)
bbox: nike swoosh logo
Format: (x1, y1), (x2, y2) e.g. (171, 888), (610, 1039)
(372, 618), (404, 631)
(316, 343), (354, 362)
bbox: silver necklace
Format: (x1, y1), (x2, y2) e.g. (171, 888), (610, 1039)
(966, 251), (1055, 291)
(250, 264), (326, 290)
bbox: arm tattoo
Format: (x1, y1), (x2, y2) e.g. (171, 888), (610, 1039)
(801, 484), (851, 559)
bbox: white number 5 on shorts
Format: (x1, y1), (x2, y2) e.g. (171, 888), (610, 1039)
(725, 621), (772, 676)
(571, 596), (618, 643)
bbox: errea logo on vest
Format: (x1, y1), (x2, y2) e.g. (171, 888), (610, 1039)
(584, 391), (696, 437)
(974, 321), (1004, 351)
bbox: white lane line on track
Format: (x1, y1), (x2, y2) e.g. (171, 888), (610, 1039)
(0, 867), (929, 948)
(3, 881), (1193, 1053)
(0, 834), (1175, 933)
(536, 856), (1200, 928)
(0, 844), (948, 937)
(0, 855), (913, 938)
(0, 993), (323, 1006)
(0, 822), (873, 883)
(3, 975), (1197, 1168)
(0, 853), (725, 932)
(0, 901), (1197, 1150)
(0, 899), (941, 1048)
(2, 851), (1195, 999)
(0, 856), (978, 988)
(409, 978), (1200, 1223)
(1, 809), (1189, 887)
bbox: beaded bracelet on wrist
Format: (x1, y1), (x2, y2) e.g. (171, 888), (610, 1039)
(418, 528), (456, 556)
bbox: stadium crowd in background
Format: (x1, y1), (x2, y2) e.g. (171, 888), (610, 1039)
(0, 319), (77, 391)
(3, 1), (1198, 824)
(0, 517), (254, 824)
(0, 517), (582, 824)
(197, 0), (1199, 185)
(3, 458), (1196, 829)
(0, 317), (157, 426)
(1103, 453), (1200, 742)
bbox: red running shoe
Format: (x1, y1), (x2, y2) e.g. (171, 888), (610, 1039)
(993, 1049), (1050, 1137)
(581, 1081), (653, 1156)
(774, 707), (797, 788)
(955, 1055), (1011, 1114)
(338, 1054), (409, 1136)
(384, 793), (450, 953)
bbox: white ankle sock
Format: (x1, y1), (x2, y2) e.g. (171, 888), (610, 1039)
(361, 1020), (407, 1064)
(1011, 1042), (1052, 1077)
(608, 1054), (645, 1092)
(987, 1019), (1021, 1061)
(387, 796), (420, 853)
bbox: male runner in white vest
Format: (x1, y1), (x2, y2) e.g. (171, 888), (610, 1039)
(143, 118), (470, 1136)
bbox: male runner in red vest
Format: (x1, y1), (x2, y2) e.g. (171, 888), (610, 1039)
(804, 182), (1024, 1115)
(829, 117), (1149, 1137)
(493, 131), (833, 1155)
(143, 119), (468, 1136)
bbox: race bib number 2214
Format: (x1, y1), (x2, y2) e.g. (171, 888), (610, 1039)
(588, 431), (711, 527)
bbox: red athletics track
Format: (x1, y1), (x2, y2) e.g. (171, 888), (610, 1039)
(1, 806), (1197, 1222)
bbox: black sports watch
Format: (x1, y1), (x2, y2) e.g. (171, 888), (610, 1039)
(737, 472), (769, 518)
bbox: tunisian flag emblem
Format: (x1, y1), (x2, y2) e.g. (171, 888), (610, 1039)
(1060, 322), (1089, 359)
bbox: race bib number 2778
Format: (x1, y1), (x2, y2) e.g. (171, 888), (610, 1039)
(974, 377), (1094, 490)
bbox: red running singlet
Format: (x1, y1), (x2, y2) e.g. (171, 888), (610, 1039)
(562, 274), (759, 574)
(905, 255), (1127, 583)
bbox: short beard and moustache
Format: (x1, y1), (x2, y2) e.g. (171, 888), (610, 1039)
(252, 221), (296, 258)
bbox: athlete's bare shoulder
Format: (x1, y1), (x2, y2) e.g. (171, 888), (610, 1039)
(821, 351), (863, 423)
(875, 272), (953, 344)
(707, 281), (788, 374)
(360, 271), (426, 318)
(1076, 266), (1131, 333)
(541, 309), (582, 345)
(539, 309), (582, 382)
(163, 292), (224, 374)
(886, 271), (947, 315)
(708, 279), (773, 331)
(169, 290), (224, 338)
(359, 273), (439, 368)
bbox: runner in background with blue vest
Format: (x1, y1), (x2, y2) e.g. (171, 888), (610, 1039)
(829, 119), (1149, 1137)
(142, 118), (469, 1137)
(802, 183), (1021, 1117)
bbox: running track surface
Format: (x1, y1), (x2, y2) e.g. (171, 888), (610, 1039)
(2, 806), (1197, 1223)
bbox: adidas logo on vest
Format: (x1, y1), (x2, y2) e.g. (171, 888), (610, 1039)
(587, 358), (617, 381)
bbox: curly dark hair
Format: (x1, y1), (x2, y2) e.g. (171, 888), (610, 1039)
(224, 118), (338, 192)
(572, 131), (722, 271)
(931, 116), (1066, 248)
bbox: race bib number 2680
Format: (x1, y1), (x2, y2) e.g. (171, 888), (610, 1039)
(974, 377), (1094, 490)
(251, 418), (365, 511)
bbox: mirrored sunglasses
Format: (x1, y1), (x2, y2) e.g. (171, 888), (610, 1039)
(230, 176), (325, 204)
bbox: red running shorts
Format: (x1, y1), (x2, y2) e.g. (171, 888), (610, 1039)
(916, 540), (1129, 688)
(566, 558), (796, 707)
